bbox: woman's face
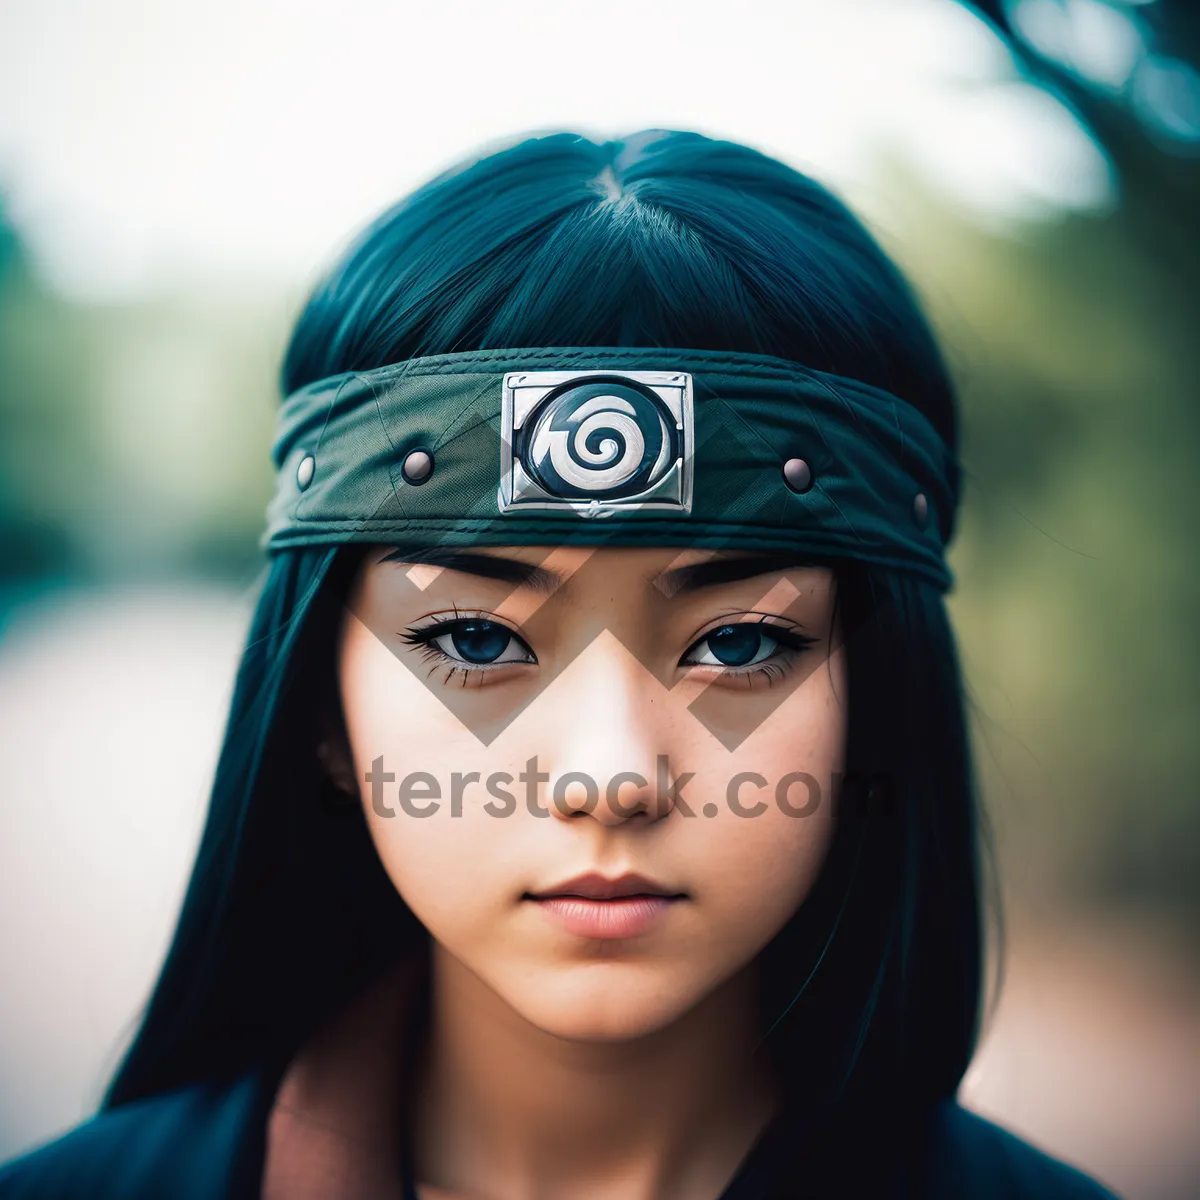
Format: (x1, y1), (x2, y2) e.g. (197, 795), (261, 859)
(338, 545), (847, 1041)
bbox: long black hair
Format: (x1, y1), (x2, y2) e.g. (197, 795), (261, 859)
(105, 128), (986, 1185)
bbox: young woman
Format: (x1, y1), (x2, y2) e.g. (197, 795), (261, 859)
(0, 131), (1120, 1198)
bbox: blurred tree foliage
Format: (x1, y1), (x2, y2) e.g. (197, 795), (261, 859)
(885, 183), (1200, 947)
(0, 199), (281, 584)
(964, 0), (1200, 256)
(934, 0), (1200, 937)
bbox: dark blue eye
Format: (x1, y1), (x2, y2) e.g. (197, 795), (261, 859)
(703, 624), (772, 666)
(419, 618), (534, 667)
(681, 622), (818, 671)
(447, 620), (512, 663)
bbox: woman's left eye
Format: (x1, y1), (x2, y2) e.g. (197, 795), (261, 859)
(403, 618), (535, 668)
(681, 623), (813, 670)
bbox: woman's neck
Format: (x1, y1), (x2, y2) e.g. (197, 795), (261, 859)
(404, 941), (783, 1200)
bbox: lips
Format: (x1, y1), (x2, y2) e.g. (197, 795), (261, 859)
(527, 871), (686, 901)
(524, 871), (688, 940)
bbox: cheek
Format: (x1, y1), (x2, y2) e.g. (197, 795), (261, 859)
(676, 644), (847, 964)
(337, 611), (510, 932)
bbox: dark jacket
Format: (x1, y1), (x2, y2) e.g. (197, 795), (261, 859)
(0, 1069), (1121, 1199)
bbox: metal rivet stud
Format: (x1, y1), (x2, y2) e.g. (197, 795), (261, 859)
(912, 492), (929, 528)
(783, 457), (813, 494)
(401, 449), (434, 485)
(296, 454), (315, 491)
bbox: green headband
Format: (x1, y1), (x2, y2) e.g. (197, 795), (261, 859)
(264, 346), (958, 591)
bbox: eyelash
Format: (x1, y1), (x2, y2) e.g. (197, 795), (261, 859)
(679, 619), (818, 686)
(398, 609), (536, 687)
(399, 611), (818, 688)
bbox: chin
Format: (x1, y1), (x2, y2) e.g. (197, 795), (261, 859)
(507, 970), (699, 1043)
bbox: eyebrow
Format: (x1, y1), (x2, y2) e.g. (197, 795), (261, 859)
(653, 553), (818, 598)
(379, 547), (816, 598)
(377, 547), (561, 594)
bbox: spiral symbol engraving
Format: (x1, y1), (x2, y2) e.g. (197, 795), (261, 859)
(521, 379), (677, 500)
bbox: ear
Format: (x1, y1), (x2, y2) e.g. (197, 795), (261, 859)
(316, 703), (358, 797)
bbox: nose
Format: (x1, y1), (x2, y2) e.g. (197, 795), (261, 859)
(540, 631), (676, 826)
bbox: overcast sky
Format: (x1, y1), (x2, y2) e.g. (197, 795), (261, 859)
(0, 0), (1115, 300)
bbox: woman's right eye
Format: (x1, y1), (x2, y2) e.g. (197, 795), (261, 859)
(403, 618), (536, 668)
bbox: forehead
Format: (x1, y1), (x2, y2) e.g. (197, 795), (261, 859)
(368, 544), (833, 601)
(373, 545), (722, 573)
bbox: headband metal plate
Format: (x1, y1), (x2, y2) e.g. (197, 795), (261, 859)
(498, 370), (694, 518)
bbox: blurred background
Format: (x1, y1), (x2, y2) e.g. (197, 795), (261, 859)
(0, 0), (1197, 1195)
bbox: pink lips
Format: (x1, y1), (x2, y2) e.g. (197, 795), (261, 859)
(525, 871), (687, 940)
